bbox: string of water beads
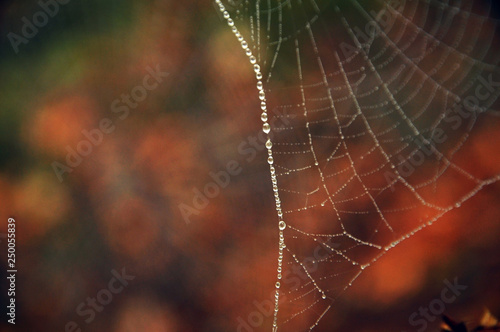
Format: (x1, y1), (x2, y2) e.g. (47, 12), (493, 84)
(213, 1), (327, 330)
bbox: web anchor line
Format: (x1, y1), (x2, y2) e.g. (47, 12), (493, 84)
(214, 1), (288, 330)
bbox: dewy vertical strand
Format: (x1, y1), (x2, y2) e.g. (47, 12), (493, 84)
(214, 1), (285, 331)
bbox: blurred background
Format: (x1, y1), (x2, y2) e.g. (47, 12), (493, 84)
(0, 1), (499, 331)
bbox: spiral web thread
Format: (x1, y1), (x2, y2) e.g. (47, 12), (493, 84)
(216, 0), (500, 330)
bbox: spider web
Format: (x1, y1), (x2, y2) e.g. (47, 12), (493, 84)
(215, 0), (500, 330)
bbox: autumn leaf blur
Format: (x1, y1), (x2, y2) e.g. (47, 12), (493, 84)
(441, 309), (500, 331)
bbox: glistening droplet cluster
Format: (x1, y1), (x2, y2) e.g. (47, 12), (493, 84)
(214, 1), (287, 330)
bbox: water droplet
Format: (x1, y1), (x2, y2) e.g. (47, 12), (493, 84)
(279, 221), (286, 230)
(266, 139), (273, 149)
(259, 90), (265, 101)
(261, 112), (268, 122)
(322, 294), (326, 299)
(275, 282), (281, 289)
(263, 123), (271, 134)
(249, 56), (256, 64)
